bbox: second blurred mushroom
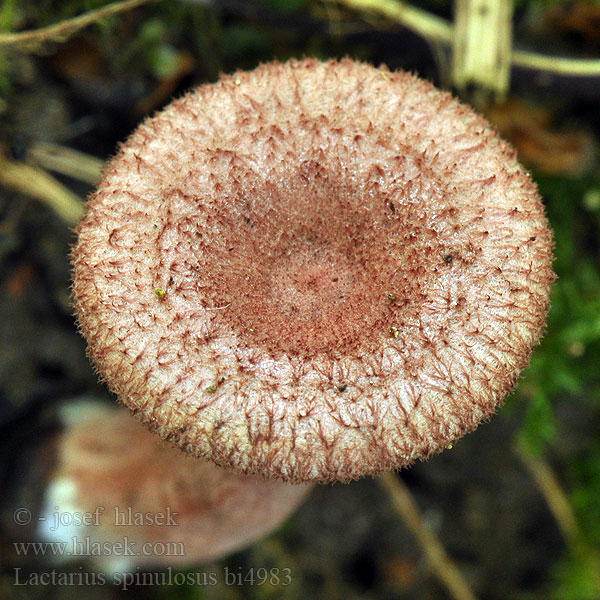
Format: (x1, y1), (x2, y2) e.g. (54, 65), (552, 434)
(39, 401), (312, 573)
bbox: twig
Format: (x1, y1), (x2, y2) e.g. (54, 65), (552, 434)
(324, 0), (600, 77)
(0, 0), (162, 52)
(452, 0), (514, 101)
(379, 471), (478, 600)
(514, 442), (584, 551)
(326, 0), (451, 43)
(0, 154), (84, 226)
(28, 142), (104, 186)
(511, 50), (600, 77)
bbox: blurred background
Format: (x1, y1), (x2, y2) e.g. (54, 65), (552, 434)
(0, 0), (599, 598)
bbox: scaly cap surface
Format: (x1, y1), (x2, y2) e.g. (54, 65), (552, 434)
(72, 59), (555, 482)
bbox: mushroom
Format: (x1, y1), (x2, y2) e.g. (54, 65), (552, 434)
(72, 58), (555, 483)
(39, 401), (312, 572)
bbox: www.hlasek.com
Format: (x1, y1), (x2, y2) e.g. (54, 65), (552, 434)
(13, 536), (184, 558)
(13, 567), (293, 589)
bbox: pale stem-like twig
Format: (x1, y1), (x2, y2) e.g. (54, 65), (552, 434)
(0, 155), (84, 226)
(379, 471), (478, 600)
(514, 442), (584, 551)
(28, 142), (104, 186)
(0, 0), (162, 52)
(324, 0), (600, 77)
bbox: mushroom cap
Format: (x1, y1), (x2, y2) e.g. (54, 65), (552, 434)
(72, 58), (554, 483)
(40, 403), (311, 569)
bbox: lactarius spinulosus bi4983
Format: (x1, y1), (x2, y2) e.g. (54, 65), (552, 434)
(72, 58), (555, 483)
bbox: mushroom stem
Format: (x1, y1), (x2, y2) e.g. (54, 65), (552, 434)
(379, 471), (478, 600)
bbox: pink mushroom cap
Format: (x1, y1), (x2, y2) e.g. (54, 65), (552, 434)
(72, 58), (555, 483)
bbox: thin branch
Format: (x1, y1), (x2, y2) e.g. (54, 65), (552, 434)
(326, 0), (452, 43)
(511, 49), (600, 77)
(0, 155), (84, 226)
(28, 142), (104, 186)
(379, 471), (478, 600)
(514, 442), (584, 551)
(0, 0), (162, 52)
(325, 0), (600, 77)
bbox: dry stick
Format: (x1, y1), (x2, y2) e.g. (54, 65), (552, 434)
(379, 471), (478, 600)
(452, 0), (514, 100)
(28, 142), (104, 186)
(325, 0), (600, 77)
(0, 155), (84, 226)
(0, 0), (162, 52)
(514, 443), (584, 552)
